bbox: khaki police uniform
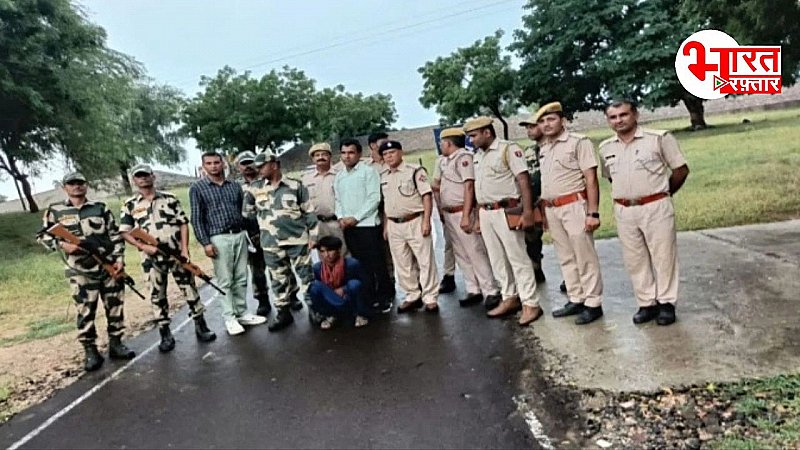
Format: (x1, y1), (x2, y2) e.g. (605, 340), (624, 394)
(381, 162), (439, 305)
(432, 156), (456, 277)
(540, 130), (603, 307)
(599, 127), (687, 307)
(435, 148), (499, 297)
(473, 138), (540, 308)
(302, 167), (346, 254)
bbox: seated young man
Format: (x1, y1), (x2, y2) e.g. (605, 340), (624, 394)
(309, 236), (370, 329)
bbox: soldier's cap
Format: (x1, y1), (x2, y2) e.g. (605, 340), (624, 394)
(518, 112), (539, 127)
(130, 164), (154, 176)
(534, 101), (563, 122)
(236, 150), (256, 165)
(62, 172), (87, 184)
(378, 140), (402, 155)
(253, 151), (279, 167)
(308, 142), (332, 157)
(463, 116), (494, 133)
(440, 127), (465, 139)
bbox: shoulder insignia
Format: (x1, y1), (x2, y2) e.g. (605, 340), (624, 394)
(598, 136), (617, 148)
(642, 128), (669, 136)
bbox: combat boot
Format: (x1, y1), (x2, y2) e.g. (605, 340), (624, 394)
(439, 274), (456, 294)
(256, 295), (272, 317)
(194, 316), (217, 342)
(83, 343), (104, 372)
(158, 326), (175, 353)
(268, 308), (294, 332)
(108, 336), (136, 360)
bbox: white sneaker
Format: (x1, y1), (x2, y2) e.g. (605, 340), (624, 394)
(237, 313), (267, 326)
(225, 318), (245, 336)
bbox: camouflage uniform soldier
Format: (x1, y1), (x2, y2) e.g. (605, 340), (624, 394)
(243, 151), (319, 332)
(236, 151), (273, 316)
(38, 172), (135, 372)
(518, 114), (547, 283)
(120, 164), (216, 353)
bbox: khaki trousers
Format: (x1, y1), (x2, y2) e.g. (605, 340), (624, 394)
(544, 199), (603, 307)
(442, 210), (499, 296)
(614, 197), (678, 307)
(387, 216), (439, 304)
(478, 208), (539, 307)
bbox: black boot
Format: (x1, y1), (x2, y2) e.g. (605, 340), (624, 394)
(552, 302), (585, 318)
(483, 294), (502, 311)
(289, 291), (304, 311)
(633, 305), (659, 324)
(158, 326), (175, 353)
(256, 296), (272, 317)
(108, 336), (135, 360)
(657, 303), (676, 326)
(439, 274), (456, 294)
(459, 293), (483, 307)
(559, 280), (567, 293)
(194, 316), (217, 342)
(575, 306), (603, 325)
(268, 308), (294, 332)
(83, 343), (104, 372)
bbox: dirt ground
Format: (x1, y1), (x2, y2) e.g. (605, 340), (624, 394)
(0, 260), (213, 422)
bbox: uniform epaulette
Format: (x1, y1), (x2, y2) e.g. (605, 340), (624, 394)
(570, 132), (589, 140)
(642, 128), (669, 136)
(122, 195), (138, 205)
(598, 136), (617, 148)
(156, 190), (177, 198)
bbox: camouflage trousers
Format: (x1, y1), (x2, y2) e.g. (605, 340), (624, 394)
(263, 244), (313, 310)
(68, 274), (125, 344)
(143, 258), (205, 327)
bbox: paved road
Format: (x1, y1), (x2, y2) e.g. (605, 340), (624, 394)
(1, 280), (542, 449)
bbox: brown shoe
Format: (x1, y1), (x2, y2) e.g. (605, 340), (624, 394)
(518, 305), (543, 327)
(487, 296), (522, 318)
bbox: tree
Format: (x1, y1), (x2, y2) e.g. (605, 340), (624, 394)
(306, 85), (396, 142)
(512, 0), (800, 129)
(0, 0), (106, 212)
(418, 31), (519, 139)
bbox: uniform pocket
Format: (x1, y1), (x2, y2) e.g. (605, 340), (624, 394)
(556, 154), (580, 170)
(635, 150), (665, 174)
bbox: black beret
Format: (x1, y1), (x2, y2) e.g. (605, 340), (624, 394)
(378, 140), (402, 155)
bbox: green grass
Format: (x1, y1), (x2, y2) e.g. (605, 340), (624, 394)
(710, 374), (800, 448)
(0, 187), (207, 345)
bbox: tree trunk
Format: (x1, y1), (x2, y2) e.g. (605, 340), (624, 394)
(18, 175), (38, 213)
(682, 95), (707, 130)
(13, 177), (27, 211)
(119, 162), (132, 195)
(489, 105), (510, 139)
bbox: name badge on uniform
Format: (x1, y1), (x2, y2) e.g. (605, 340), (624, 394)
(59, 214), (79, 226)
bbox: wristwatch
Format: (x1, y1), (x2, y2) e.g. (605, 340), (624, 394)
(587, 212), (600, 219)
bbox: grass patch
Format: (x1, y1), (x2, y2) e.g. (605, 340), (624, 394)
(0, 317), (74, 347)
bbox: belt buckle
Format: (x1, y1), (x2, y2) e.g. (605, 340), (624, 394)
(629, 198), (640, 206)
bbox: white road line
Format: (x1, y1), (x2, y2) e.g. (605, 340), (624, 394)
(513, 395), (555, 450)
(7, 297), (218, 450)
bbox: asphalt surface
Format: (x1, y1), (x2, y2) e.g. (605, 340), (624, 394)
(1, 277), (542, 449)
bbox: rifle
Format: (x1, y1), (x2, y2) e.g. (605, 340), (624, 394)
(128, 228), (226, 296)
(42, 223), (145, 299)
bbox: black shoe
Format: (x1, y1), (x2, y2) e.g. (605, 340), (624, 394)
(158, 326), (175, 353)
(633, 305), (660, 324)
(82, 344), (104, 372)
(483, 294), (502, 311)
(559, 280), (567, 293)
(534, 267), (546, 283)
(194, 316), (217, 342)
(268, 309), (295, 332)
(575, 306), (603, 325)
(290, 299), (304, 311)
(397, 298), (424, 313)
(108, 336), (135, 360)
(656, 303), (676, 326)
(256, 296), (272, 316)
(459, 293), (483, 307)
(439, 274), (456, 294)
(552, 302), (585, 318)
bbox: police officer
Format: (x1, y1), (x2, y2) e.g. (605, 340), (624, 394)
(433, 128), (500, 307)
(243, 151), (319, 331)
(303, 143), (346, 254)
(432, 150), (457, 294)
(463, 117), (543, 326)
(120, 164), (217, 353)
(517, 115), (547, 283)
(599, 100), (689, 325)
(38, 172), (135, 371)
(236, 150), (273, 316)
(537, 102), (604, 325)
(379, 140), (440, 312)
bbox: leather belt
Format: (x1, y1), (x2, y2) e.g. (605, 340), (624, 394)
(541, 190), (587, 208)
(441, 205), (464, 214)
(388, 212), (423, 223)
(316, 214), (338, 222)
(218, 226), (243, 235)
(614, 192), (669, 207)
(480, 198), (520, 210)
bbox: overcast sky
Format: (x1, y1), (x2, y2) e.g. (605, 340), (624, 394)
(1, 0), (526, 199)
